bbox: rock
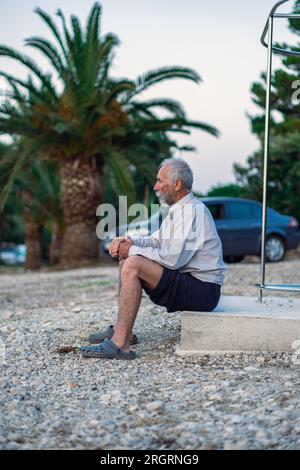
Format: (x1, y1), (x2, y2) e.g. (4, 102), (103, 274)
(200, 440), (220, 450)
(255, 430), (269, 440)
(2, 312), (13, 320)
(89, 420), (99, 427)
(223, 440), (249, 450)
(230, 415), (243, 424)
(0, 326), (15, 334)
(256, 357), (266, 365)
(73, 307), (82, 313)
(244, 366), (258, 372)
(176, 434), (200, 448)
(145, 401), (165, 413)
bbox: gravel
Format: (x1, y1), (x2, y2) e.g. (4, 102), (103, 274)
(0, 258), (300, 450)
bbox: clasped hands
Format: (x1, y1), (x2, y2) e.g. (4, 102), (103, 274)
(108, 237), (134, 260)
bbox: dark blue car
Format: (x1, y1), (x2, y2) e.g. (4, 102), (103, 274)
(202, 197), (300, 262)
(103, 197), (300, 263)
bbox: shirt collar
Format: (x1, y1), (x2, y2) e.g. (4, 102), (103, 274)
(169, 192), (194, 215)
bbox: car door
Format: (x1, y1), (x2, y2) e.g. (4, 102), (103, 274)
(224, 201), (259, 255)
(204, 202), (228, 251)
(251, 203), (264, 253)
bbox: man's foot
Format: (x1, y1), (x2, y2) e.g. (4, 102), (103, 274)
(81, 338), (137, 360)
(87, 324), (138, 345)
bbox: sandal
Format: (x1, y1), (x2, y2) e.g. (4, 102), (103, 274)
(88, 324), (138, 345)
(81, 338), (137, 360)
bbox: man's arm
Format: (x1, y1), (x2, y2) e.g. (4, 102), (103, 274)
(129, 204), (205, 269)
(129, 227), (161, 249)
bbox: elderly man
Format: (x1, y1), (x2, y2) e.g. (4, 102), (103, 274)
(81, 158), (226, 360)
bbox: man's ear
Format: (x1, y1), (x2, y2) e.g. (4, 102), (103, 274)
(175, 179), (182, 191)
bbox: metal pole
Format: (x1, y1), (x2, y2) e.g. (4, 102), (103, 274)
(260, 16), (274, 303)
(273, 13), (300, 18)
(259, 2), (300, 297)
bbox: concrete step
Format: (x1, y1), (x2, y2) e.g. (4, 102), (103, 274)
(176, 295), (300, 355)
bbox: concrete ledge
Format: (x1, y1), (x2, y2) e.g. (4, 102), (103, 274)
(176, 295), (300, 355)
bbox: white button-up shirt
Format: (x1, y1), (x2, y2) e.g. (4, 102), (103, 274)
(129, 193), (226, 285)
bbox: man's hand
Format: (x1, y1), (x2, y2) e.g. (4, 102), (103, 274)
(118, 240), (134, 260)
(108, 237), (128, 258)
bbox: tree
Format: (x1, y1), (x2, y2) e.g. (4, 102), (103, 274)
(0, 142), (24, 249)
(206, 183), (250, 199)
(234, 0), (300, 221)
(234, 132), (300, 221)
(0, 141), (63, 269)
(0, 3), (219, 266)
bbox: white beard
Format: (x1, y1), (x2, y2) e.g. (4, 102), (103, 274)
(156, 191), (172, 206)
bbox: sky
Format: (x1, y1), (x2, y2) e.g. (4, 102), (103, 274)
(0, 0), (297, 193)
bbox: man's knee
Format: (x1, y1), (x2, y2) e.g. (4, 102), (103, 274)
(121, 256), (142, 276)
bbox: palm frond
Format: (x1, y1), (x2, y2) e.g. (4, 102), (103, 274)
(34, 7), (68, 62)
(0, 113), (42, 138)
(124, 66), (201, 102)
(177, 145), (196, 152)
(0, 71), (56, 108)
(0, 44), (57, 98)
(24, 36), (67, 80)
(128, 98), (186, 118)
(0, 150), (28, 211)
(94, 34), (120, 87)
(85, 2), (102, 45)
(56, 9), (73, 52)
(125, 150), (157, 183)
(181, 120), (220, 137)
(127, 106), (159, 121)
(105, 149), (136, 205)
(105, 79), (135, 106)
(2, 85), (31, 113)
(137, 117), (190, 133)
(71, 15), (84, 47)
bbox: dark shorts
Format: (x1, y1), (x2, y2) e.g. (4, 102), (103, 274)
(142, 267), (221, 313)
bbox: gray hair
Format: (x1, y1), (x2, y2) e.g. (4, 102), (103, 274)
(159, 157), (193, 191)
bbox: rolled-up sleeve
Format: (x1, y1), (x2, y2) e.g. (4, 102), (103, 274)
(129, 228), (160, 249)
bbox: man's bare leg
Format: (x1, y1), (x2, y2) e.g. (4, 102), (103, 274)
(112, 256), (164, 351)
(118, 259), (126, 295)
(111, 259), (135, 342)
(108, 259), (139, 339)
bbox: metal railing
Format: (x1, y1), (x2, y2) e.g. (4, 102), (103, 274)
(259, 0), (300, 301)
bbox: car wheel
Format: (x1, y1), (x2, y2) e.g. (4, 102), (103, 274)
(265, 235), (285, 262)
(224, 256), (244, 263)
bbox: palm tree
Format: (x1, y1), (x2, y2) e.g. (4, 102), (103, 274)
(0, 141), (63, 269)
(0, 143), (24, 255)
(0, 3), (219, 266)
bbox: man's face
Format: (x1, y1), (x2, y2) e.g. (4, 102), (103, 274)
(154, 165), (176, 206)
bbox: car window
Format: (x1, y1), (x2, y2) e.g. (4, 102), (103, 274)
(205, 204), (225, 220)
(227, 202), (253, 219)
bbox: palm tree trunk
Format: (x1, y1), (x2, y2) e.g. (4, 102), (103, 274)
(23, 206), (43, 271)
(49, 222), (64, 265)
(59, 158), (103, 266)
(22, 192), (42, 270)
